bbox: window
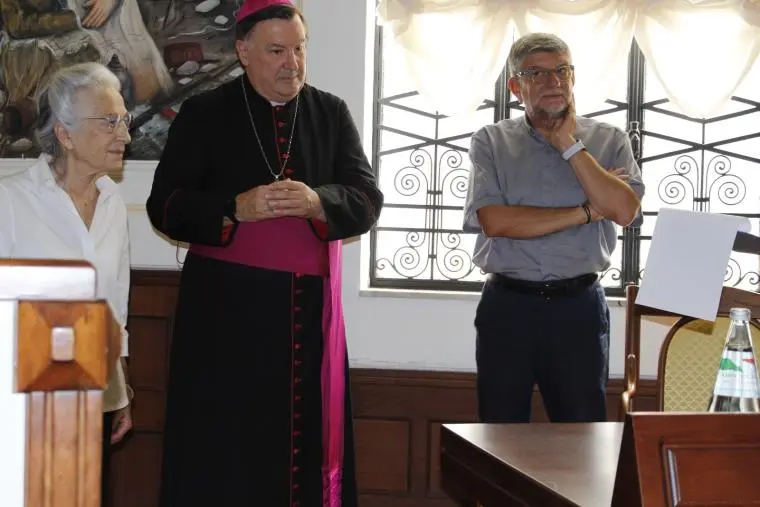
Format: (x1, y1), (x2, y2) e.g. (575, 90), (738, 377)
(370, 27), (760, 296)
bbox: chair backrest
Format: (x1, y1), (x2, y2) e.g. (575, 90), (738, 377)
(622, 284), (760, 419)
(658, 316), (760, 412)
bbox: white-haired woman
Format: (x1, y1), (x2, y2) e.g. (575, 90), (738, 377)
(0, 62), (134, 505)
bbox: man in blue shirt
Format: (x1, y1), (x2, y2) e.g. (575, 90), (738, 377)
(463, 32), (644, 423)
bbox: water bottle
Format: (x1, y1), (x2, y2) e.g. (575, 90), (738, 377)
(707, 308), (760, 412)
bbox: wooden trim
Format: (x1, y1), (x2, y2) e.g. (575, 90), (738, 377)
(352, 367), (658, 410)
(352, 367), (658, 393)
(131, 270), (181, 287)
(623, 284), (639, 416)
(613, 412), (760, 506)
(19, 300), (117, 507)
(716, 287), (760, 316)
(25, 391), (103, 507)
(16, 301), (116, 392)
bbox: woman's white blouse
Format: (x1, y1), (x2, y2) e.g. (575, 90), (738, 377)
(0, 156), (131, 411)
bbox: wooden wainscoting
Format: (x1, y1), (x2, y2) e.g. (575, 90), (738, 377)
(351, 371), (657, 507)
(108, 270), (658, 507)
(107, 270), (179, 507)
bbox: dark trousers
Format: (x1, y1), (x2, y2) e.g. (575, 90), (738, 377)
(102, 412), (113, 507)
(475, 275), (610, 423)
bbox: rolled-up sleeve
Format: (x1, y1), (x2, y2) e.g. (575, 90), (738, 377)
(463, 129), (505, 233)
(116, 232), (130, 357)
(613, 129), (645, 227)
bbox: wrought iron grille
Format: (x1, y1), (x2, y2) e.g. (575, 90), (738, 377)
(370, 30), (760, 295)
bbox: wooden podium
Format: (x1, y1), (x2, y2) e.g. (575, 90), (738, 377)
(0, 260), (121, 507)
(440, 412), (760, 506)
(612, 412), (760, 506)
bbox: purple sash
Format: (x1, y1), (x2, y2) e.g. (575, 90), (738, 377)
(190, 218), (329, 277)
(189, 219), (345, 506)
(321, 239), (345, 506)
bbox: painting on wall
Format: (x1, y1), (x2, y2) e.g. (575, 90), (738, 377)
(0, 0), (249, 160)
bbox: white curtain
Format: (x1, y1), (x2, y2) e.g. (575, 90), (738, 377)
(634, 1), (760, 117)
(510, 0), (635, 114)
(377, 0), (515, 114)
(376, 0), (760, 118)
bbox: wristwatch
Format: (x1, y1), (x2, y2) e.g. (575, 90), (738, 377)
(224, 197), (239, 224)
(562, 139), (586, 161)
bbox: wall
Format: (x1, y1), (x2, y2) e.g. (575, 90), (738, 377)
(0, 0), (671, 378)
(0, 300), (24, 507)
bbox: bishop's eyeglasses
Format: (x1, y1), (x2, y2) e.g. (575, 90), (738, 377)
(515, 64), (575, 85)
(83, 113), (134, 134)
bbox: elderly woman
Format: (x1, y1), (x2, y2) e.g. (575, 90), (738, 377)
(0, 62), (134, 505)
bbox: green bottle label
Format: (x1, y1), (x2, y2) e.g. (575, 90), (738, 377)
(713, 350), (760, 398)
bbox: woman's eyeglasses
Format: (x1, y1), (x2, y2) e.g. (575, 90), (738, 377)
(83, 113), (134, 133)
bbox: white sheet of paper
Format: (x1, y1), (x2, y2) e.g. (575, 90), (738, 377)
(636, 208), (751, 321)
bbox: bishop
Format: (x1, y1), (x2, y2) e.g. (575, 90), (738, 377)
(146, 1), (383, 505)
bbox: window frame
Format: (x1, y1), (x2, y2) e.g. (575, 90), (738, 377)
(369, 25), (759, 296)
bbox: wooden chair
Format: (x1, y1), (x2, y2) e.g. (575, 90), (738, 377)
(658, 316), (760, 412)
(0, 259), (121, 507)
(621, 283), (760, 418)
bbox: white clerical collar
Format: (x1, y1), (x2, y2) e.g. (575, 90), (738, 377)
(270, 101), (286, 107)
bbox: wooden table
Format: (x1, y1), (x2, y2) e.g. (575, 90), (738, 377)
(440, 422), (623, 507)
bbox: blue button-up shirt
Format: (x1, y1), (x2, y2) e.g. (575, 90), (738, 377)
(463, 115), (645, 281)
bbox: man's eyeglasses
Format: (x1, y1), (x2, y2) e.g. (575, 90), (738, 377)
(515, 65), (575, 84)
(84, 113), (134, 133)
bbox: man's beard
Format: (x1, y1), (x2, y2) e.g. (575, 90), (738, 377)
(537, 104), (569, 120)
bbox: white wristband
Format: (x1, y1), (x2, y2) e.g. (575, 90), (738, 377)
(562, 139), (586, 161)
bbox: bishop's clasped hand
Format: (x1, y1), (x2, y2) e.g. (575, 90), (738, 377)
(234, 180), (324, 222)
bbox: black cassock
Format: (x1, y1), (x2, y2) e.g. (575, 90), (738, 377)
(146, 76), (383, 507)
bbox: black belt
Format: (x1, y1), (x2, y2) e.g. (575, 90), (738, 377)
(490, 273), (598, 298)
